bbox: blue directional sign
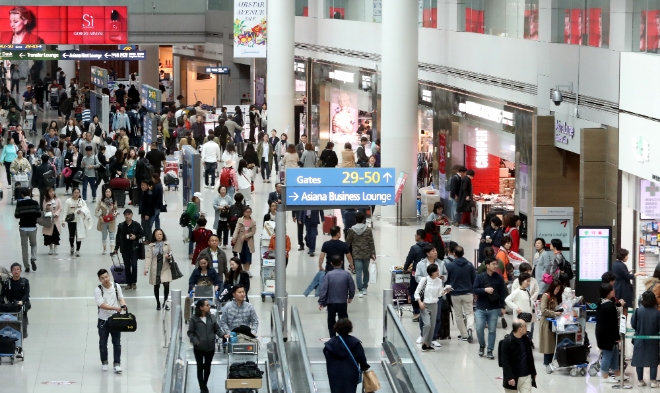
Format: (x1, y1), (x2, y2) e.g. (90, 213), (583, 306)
(141, 84), (161, 113)
(61, 50), (146, 61)
(205, 66), (230, 75)
(285, 168), (396, 206)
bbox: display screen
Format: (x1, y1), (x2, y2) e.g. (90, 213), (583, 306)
(0, 6), (127, 45)
(577, 227), (610, 281)
(640, 10), (660, 52)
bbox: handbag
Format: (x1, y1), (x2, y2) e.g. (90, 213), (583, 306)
(169, 255), (183, 280)
(102, 213), (114, 223)
(106, 310), (138, 332)
(65, 213), (75, 222)
(220, 205), (230, 219)
(542, 273), (554, 285)
(363, 369), (381, 392)
(518, 312), (533, 323)
(338, 336), (362, 384)
(36, 211), (54, 227)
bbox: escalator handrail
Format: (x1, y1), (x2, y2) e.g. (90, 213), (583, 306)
(385, 304), (439, 393)
(162, 305), (183, 393)
(271, 304), (294, 393)
(290, 305), (317, 393)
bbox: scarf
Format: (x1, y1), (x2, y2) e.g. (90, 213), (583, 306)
(103, 197), (113, 208)
(154, 241), (164, 255)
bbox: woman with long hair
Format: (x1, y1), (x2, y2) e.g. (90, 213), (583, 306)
(539, 279), (563, 373)
(631, 290), (660, 387)
(62, 187), (92, 257)
(283, 144), (298, 170)
(151, 173), (164, 229)
(228, 192), (245, 237)
(187, 298), (222, 393)
(2, 7), (44, 45)
(223, 257), (250, 301)
(236, 159), (255, 206)
(644, 265), (660, 308)
(231, 206), (256, 277)
(423, 221), (446, 260)
(319, 141), (338, 168)
(300, 143), (317, 168)
(144, 228), (174, 310)
(124, 148), (137, 203)
(109, 149), (124, 179)
(42, 187), (62, 255)
(95, 187), (117, 255)
(1, 136), (18, 187)
(340, 142), (356, 168)
(242, 142), (259, 169)
(213, 185), (233, 249)
(36, 139), (47, 157)
(61, 118), (80, 140)
(221, 142), (239, 170)
(179, 130), (197, 150)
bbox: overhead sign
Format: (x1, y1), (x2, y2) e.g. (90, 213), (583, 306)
(285, 168), (396, 206)
(141, 84), (161, 113)
(205, 66), (230, 75)
(0, 6), (127, 44)
(61, 50), (145, 60)
(458, 101), (515, 126)
(118, 44), (137, 50)
(0, 50), (59, 60)
(233, 0), (267, 58)
(0, 44), (44, 50)
(91, 66), (108, 89)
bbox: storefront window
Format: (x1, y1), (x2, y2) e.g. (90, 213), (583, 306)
(208, 0), (232, 11)
(183, 59), (218, 108)
(552, 0), (610, 48)
(634, 0), (660, 53)
(324, 0), (368, 21)
(420, 0), (438, 28)
(296, 0), (309, 17)
(458, 0), (539, 39)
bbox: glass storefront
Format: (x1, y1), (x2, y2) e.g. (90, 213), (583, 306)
(177, 58), (219, 107)
(634, 0), (660, 53)
(551, 0), (610, 48)
(458, 0), (539, 39)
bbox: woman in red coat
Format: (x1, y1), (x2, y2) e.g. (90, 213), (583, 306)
(191, 217), (213, 265)
(505, 214), (521, 254)
(1, 7), (44, 45)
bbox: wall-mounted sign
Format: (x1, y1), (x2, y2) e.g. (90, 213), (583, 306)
(633, 136), (650, 163)
(61, 50), (146, 60)
(329, 70), (354, 83)
(361, 75), (372, 91)
(118, 44), (136, 50)
(0, 6), (127, 44)
(140, 84), (161, 113)
(422, 90), (432, 103)
(205, 66), (229, 75)
(458, 101), (515, 126)
(91, 66), (108, 89)
(640, 180), (660, 218)
(233, 0), (267, 58)
(555, 120), (575, 144)
(533, 207), (573, 262)
(475, 129), (489, 168)
(575, 225), (612, 305)
(294, 62), (305, 72)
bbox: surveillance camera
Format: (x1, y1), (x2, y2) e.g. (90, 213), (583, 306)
(552, 90), (563, 106)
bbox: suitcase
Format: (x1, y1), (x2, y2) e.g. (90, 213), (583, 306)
(236, 142), (244, 156)
(437, 308), (451, 340)
(109, 177), (131, 190)
(556, 344), (589, 367)
(110, 253), (127, 284)
(41, 121), (48, 135)
(113, 190), (127, 208)
(132, 187), (142, 205)
(323, 215), (337, 235)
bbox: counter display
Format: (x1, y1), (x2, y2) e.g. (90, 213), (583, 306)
(472, 194), (515, 228)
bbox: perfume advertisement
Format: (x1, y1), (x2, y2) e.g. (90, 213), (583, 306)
(0, 6), (128, 45)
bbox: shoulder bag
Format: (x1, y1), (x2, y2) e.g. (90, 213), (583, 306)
(36, 211), (54, 227)
(338, 336), (363, 384)
(243, 173), (254, 192)
(518, 289), (533, 323)
(101, 283), (137, 333)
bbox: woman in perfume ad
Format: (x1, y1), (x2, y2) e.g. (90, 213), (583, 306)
(0, 7), (44, 45)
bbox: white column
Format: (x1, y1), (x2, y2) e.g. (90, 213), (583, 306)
(139, 45), (160, 92)
(381, 0), (418, 219)
(57, 45), (76, 86)
(173, 55), (181, 100)
(267, 0), (295, 140)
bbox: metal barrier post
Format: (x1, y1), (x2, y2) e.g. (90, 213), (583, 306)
(171, 289), (182, 331)
(275, 204), (288, 340)
(383, 288), (393, 343)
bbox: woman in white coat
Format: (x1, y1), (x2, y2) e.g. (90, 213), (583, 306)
(235, 159), (255, 206)
(62, 187), (93, 257)
(505, 272), (537, 344)
(42, 187), (62, 255)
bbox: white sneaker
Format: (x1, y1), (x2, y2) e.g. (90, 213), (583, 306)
(70, 247), (74, 255)
(651, 381), (659, 388)
(48, 248), (53, 255)
(54, 247), (58, 255)
(75, 251), (80, 257)
(248, 271), (253, 278)
(416, 336), (423, 344)
(114, 365), (122, 374)
(358, 292), (364, 298)
(432, 340), (442, 348)
(101, 364), (108, 371)
(102, 249), (107, 255)
(604, 376), (619, 383)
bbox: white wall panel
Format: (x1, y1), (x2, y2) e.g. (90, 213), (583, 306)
(578, 46), (620, 103)
(619, 113), (660, 180)
(620, 52), (660, 118)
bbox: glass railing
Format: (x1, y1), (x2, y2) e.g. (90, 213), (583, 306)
(289, 305), (316, 393)
(270, 305), (294, 393)
(162, 306), (184, 393)
(383, 304), (438, 393)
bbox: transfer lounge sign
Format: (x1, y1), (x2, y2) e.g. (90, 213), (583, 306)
(234, 1), (267, 58)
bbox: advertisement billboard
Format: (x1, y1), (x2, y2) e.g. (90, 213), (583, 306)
(0, 6), (127, 45)
(233, 0), (266, 58)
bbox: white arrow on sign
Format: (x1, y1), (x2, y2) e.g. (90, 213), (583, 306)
(62, 53), (68, 58)
(104, 53), (110, 58)
(291, 192), (299, 201)
(18, 53), (24, 58)
(383, 172), (392, 183)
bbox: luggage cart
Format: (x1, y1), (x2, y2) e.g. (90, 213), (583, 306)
(0, 307), (25, 364)
(547, 305), (589, 376)
(11, 172), (30, 205)
(225, 342), (262, 392)
(260, 223), (275, 302)
(186, 285), (220, 322)
(390, 267), (412, 317)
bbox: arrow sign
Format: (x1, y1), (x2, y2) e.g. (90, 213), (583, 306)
(383, 172), (392, 183)
(62, 53), (68, 58)
(291, 191), (299, 201)
(286, 186), (395, 206)
(18, 53), (24, 58)
(286, 168), (396, 188)
(104, 53), (110, 58)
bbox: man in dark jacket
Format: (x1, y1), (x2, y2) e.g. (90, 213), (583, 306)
(500, 320), (537, 392)
(139, 181), (156, 242)
(457, 169), (474, 228)
(356, 136), (369, 167)
(113, 209), (145, 290)
(446, 246), (476, 342)
(318, 255), (356, 337)
(15, 188), (41, 272)
(296, 209), (324, 256)
(191, 115), (206, 147)
(267, 182), (283, 205)
(474, 256), (508, 359)
(404, 229), (430, 322)
(32, 154), (53, 207)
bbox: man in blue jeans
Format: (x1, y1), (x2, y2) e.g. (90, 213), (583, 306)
(473, 256), (508, 359)
(94, 268), (127, 373)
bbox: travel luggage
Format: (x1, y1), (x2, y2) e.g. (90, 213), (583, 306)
(107, 310), (137, 332)
(556, 344), (589, 367)
(322, 215), (337, 235)
(437, 308), (451, 340)
(109, 177), (131, 190)
(236, 142), (244, 156)
(132, 186), (142, 205)
(0, 336), (17, 356)
(41, 121), (48, 135)
(113, 190), (127, 208)
(164, 172), (179, 190)
(110, 253), (127, 284)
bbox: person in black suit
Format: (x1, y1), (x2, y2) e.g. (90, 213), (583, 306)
(295, 209), (324, 257)
(268, 183), (283, 205)
(31, 154), (52, 207)
(268, 130), (280, 173)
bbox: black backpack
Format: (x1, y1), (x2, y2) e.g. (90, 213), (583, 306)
(562, 259), (574, 280)
(497, 334), (510, 367)
(179, 212), (191, 227)
(137, 159), (154, 182)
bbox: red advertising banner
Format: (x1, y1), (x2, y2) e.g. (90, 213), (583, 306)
(640, 10), (660, 51)
(586, 8), (602, 47)
(329, 7), (345, 19)
(564, 9), (583, 45)
(422, 8), (437, 28)
(0, 6), (127, 45)
(465, 8), (484, 34)
(438, 134), (446, 175)
(524, 9), (538, 40)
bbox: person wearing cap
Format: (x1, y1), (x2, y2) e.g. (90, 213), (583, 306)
(186, 193), (203, 259)
(113, 209), (145, 290)
(80, 145), (101, 203)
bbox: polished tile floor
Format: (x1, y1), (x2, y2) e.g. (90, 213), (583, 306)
(0, 115), (636, 392)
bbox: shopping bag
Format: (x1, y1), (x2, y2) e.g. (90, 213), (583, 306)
(368, 262), (377, 284)
(363, 369), (381, 392)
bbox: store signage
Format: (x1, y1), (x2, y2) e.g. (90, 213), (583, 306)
(329, 70), (355, 84)
(61, 50), (146, 60)
(640, 180), (660, 218)
(438, 134), (446, 175)
(577, 227), (611, 281)
(0, 6), (127, 44)
(285, 168), (396, 206)
(555, 120), (575, 144)
(633, 136), (650, 163)
(475, 129), (489, 168)
(205, 66), (230, 75)
(294, 62), (305, 72)
(233, 0), (267, 58)
(458, 101), (515, 126)
(361, 75), (372, 90)
(118, 44), (136, 50)
(395, 172), (409, 204)
(140, 84), (161, 113)
(91, 66), (108, 89)
(0, 50), (60, 60)
(422, 90), (432, 103)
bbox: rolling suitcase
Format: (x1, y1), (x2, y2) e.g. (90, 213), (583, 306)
(109, 177), (130, 190)
(556, 344), (589, 367)
(113, 190), (127, 208)
(41, 121), (48, 135)
(438, 308), (451, 340)
(323, 214), (337, 235)
(110, 253), (127, 284)
(132, 186), (142, 205)
(236, 142), (245, 156)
